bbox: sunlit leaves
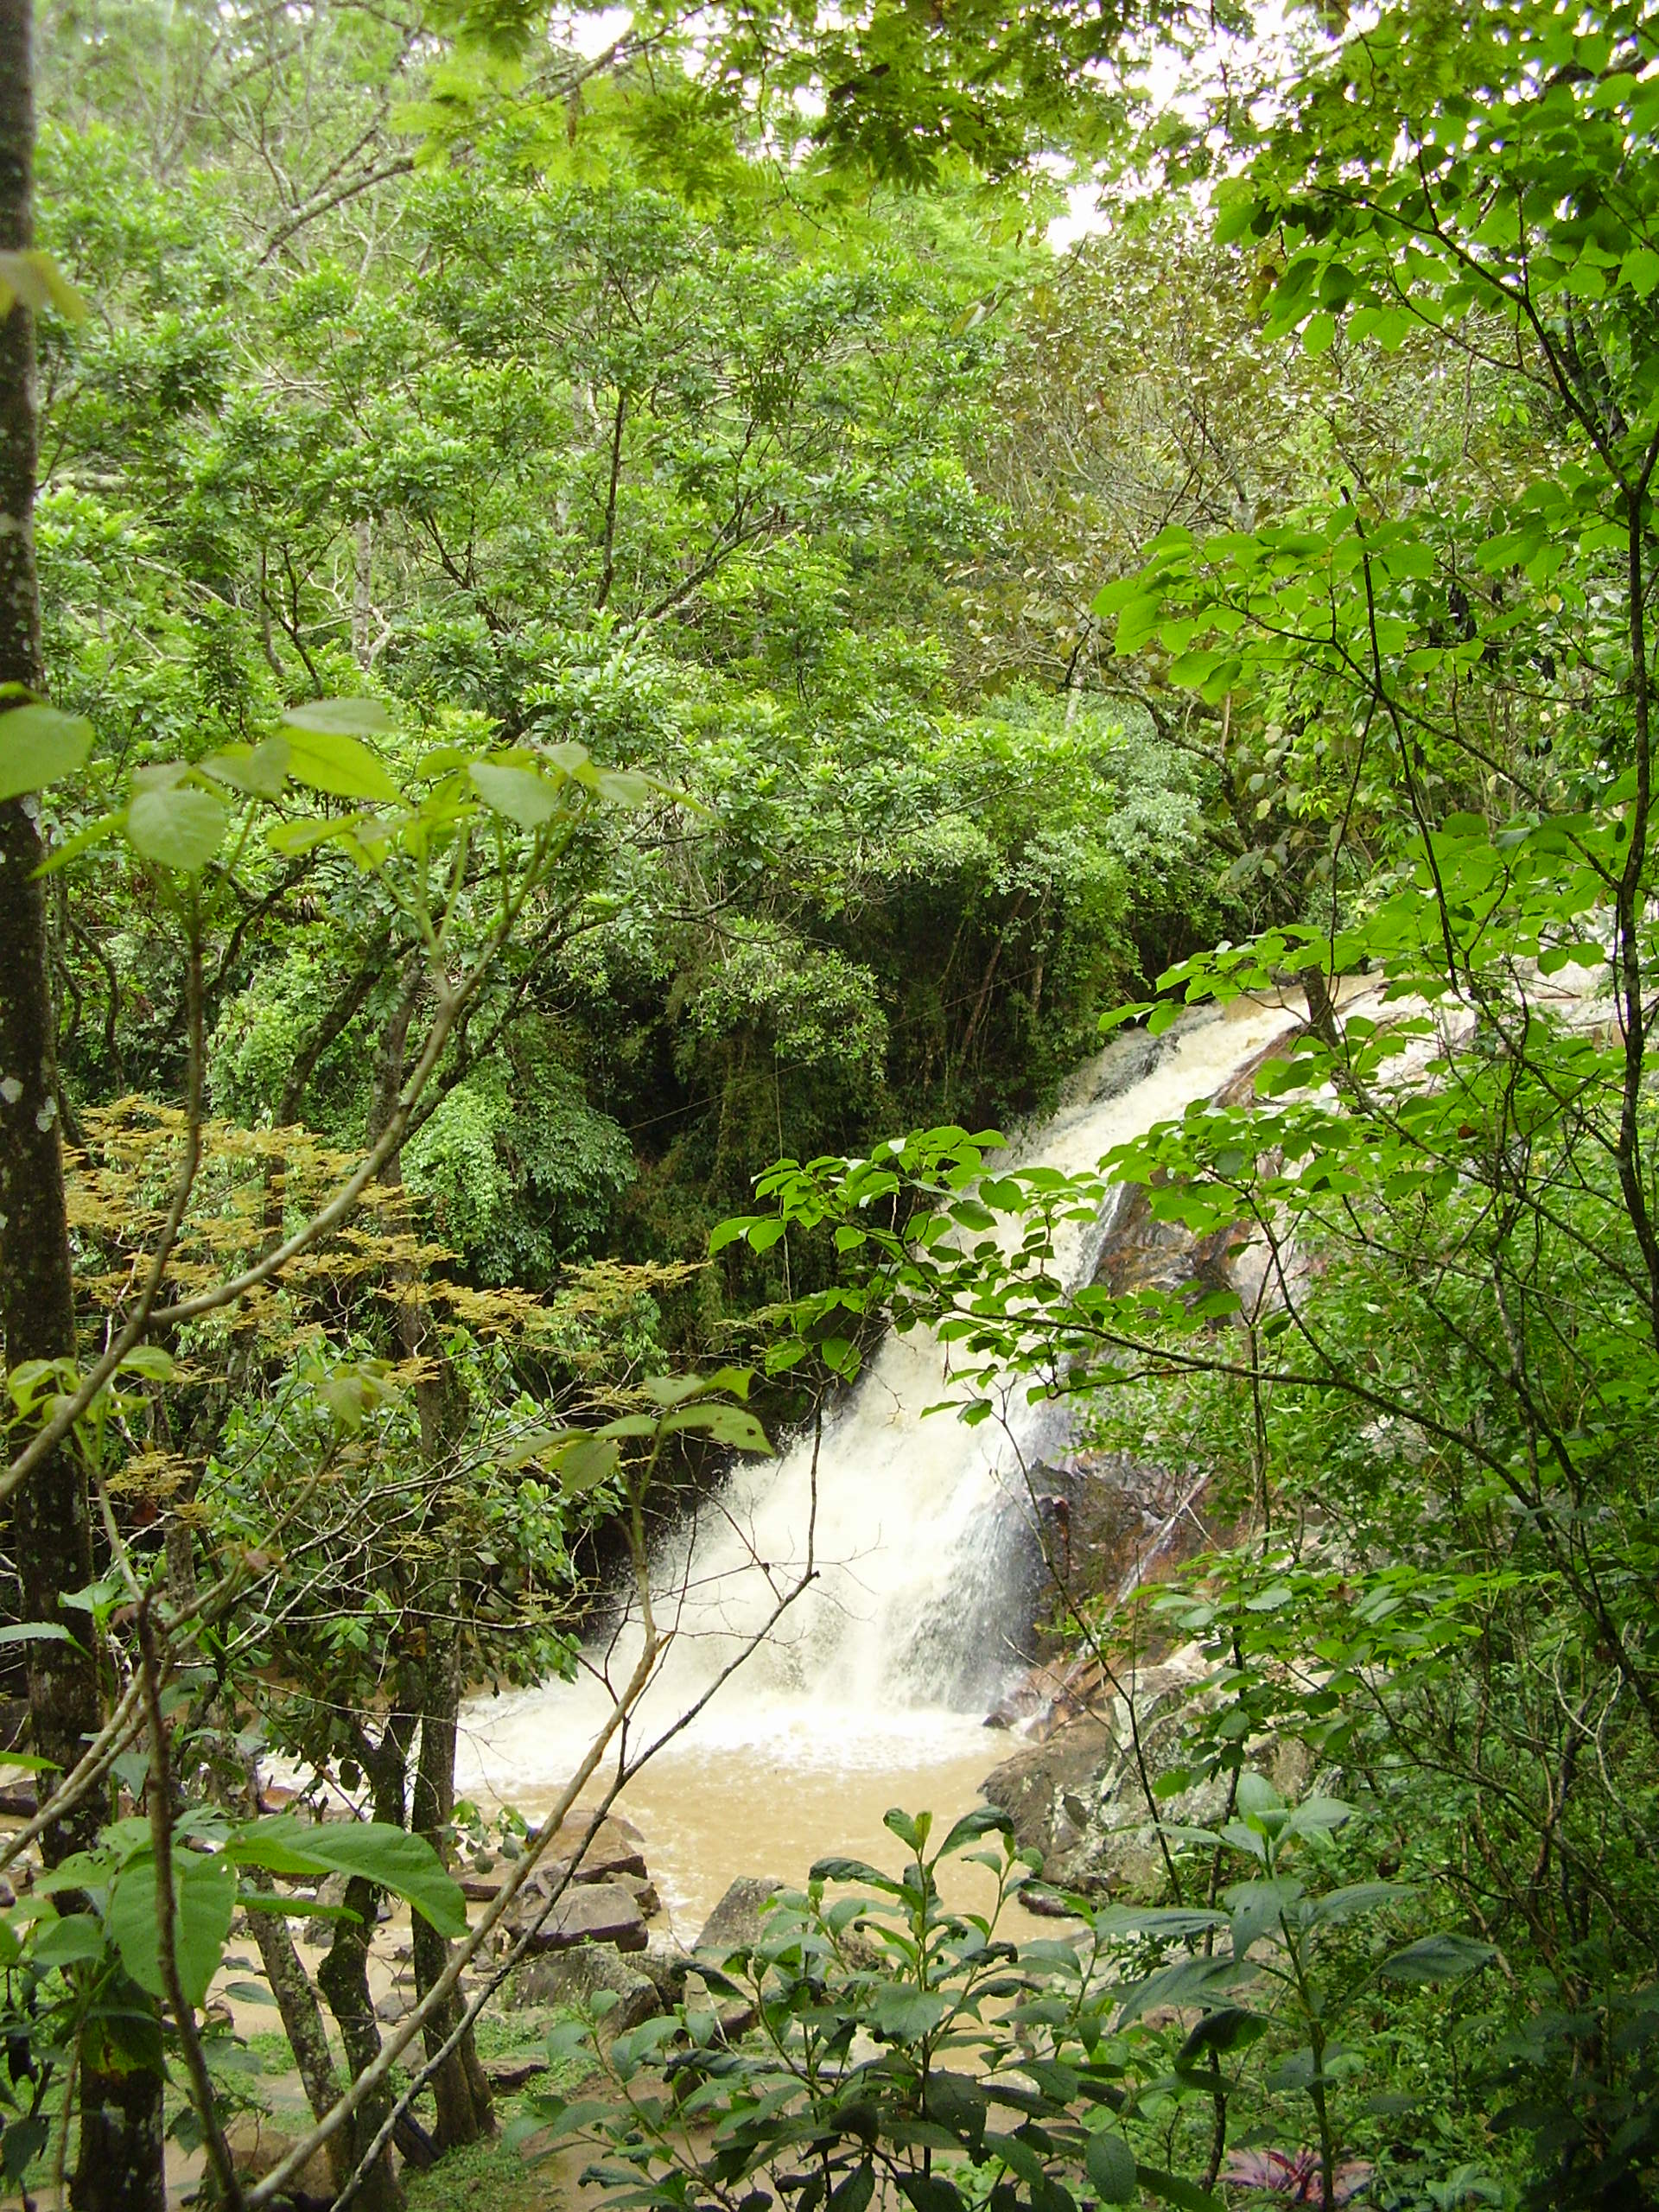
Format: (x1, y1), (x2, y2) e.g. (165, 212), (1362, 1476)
(126, 783), (230, 874)
(0, 703), (93, 802)
(106, 1848), (237, 2009)
(278, 704), (402, 803)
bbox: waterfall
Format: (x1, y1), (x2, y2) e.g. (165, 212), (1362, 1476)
(454, 997), (1300, 1806)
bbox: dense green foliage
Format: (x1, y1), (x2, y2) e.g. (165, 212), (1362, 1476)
(3, 0), (1658, 2207)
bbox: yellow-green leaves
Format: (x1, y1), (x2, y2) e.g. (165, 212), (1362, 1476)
(0, 704), (93, 802)
(280, 698), (403, 803)
(127, 779), (230, 874)
(469, 760), (567, 827)
(0, 250), (91, 324)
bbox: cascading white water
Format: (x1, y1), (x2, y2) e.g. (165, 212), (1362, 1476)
(454, 997), (1300, 1843)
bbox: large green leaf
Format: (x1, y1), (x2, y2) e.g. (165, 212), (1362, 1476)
(0, 705), (92, 802)
(227, 1815), (467, 1936)
(550, 1433), (621, 1493)
(1135, 2168), (1224, 2212)
(661, 1403), (773, 1454)
(1379, 1933), (1497, 1984)
(202, 738), (289, 800)
(469, 760), (564, 827)
(127, 785), (229, 874)
(868, 1985), (949, 2042)
(107, 1847), (237, 2009)
(280, 714), (401, 804)
(282, 696), (392, 736)
(1084, 2131), (1137, 2204)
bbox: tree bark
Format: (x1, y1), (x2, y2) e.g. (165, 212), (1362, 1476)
(1, 13), (167, 2206)
(410, 1655), (494, 2147)
(0, 0), (101, 1848)
(316, 1877), (406, 2212)
(368, 968), (493, 2148)
(243, 1870), (353, 2196)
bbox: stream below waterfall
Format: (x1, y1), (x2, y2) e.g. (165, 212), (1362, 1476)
(454, 994), (1303, 1937)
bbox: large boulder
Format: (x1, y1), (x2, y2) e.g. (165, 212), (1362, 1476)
(693, 1877), (785, 1955)
(224, 2113), (334, 2204)
(981, 1717), (1116, 1872)
(982, 1644), (1320, 1901)
(460, 1812), (647, 1902)
(504, 1877), (648, 1955)
(982, 1645), (1225, 1898)
(508, 1941), (664, 2035)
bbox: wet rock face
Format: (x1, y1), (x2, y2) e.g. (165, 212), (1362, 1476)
(693, 1877), (787, 1955)
(980, 1718), (1117, 1869)
(504, 1876), (650, 1954)
(508, 1941), (666, 2034)
(981, 1644), (1313, 1901)
(459, 1811), (647, 1901)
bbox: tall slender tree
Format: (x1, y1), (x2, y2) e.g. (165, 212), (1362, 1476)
(0, 8), (163, 2204)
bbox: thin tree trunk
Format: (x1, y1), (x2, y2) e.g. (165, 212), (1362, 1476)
(317, 1877), (406, 2212)
(368, 968), (493, 2148)
(410, 1656), (493, 2147)
(0, 13), (165, 2206)
(315, 1721), (413, 2212)
(243, 1870), (353, 2195)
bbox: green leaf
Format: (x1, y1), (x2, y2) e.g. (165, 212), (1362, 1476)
(35, 811), (120, 875)
(1176, 2007), (1267, 2066)
(548, 1434), (621, 1493)
(118, 1345), (175, 1382)
(31, 1912), (109, 1968)
(280, 720), (401, 804)
(0, 705), (93, 801)
(1135, 2167), (1224, 2212)
(127, 785), (229, 874)
(832, 2164), (875, 2212)
(807, 1854), (907, 1892)
(201, 738), (289, 800)
(1084, 2132), (1137, 2204)
(590, 766), (658, 808)
(1379, 1933), (1497, 1984)
(468, 761), (564, 828)
(282, 696), (392, 736)
(227, 1816), (467, 1936)
(937, 1806), (1013, 1857)
(107, 1848), (237, 2009)
(660, 1404), (773, 1453)
(897, 2177), (963, 2212)
(0, 1621), (83, 1651)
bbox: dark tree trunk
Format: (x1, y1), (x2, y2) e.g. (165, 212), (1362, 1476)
(0, 0), (100, 1853)
(317, 1876), (406, 2212)
(243, 1871), (353, 2196)
(410, 1656), (494, 2147)
(368, 969), (493, 2149)
(70, 2058), (167, 2212)
(1, 13), (166, 2207)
